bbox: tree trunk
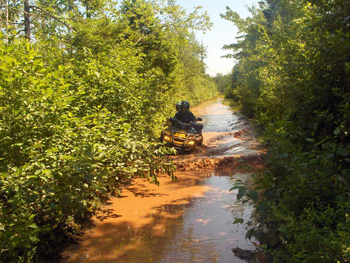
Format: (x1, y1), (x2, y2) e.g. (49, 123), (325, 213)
(24, 0), (30, 40)
(0, 0), (2, 27)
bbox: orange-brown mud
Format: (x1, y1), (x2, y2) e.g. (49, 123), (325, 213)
(62, 171), (212, 263)
(61, 98), (267, 263)
(171, 130), (266, 172)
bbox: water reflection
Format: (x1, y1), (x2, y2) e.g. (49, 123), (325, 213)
(63, 173), (256, 263)
(192, 98), (259, 157)
(158, 175), (255, 263)
(192, 100), (244, 134)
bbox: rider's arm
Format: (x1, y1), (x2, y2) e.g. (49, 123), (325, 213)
(189, 112), (197, 123)
(174, 111), (183, 122)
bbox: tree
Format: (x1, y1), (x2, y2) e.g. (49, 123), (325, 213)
(0, 1), (217, 261)
(223, 0), (350, 261)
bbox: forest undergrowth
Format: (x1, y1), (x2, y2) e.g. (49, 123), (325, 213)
(0, 1), (218, 261)
(221, 0), (350, 262)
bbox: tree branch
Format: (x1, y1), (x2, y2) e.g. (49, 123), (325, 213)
(29, 5), (75, 31)
(180, 74), (198, 82)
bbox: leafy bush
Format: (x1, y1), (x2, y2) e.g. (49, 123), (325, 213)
(0, 1), (218, 260)
(223, 0), (350, 261)
(0, 40), (175, 262)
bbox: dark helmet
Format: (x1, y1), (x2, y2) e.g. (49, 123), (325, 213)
(181, 100), (190, 109)
(176, 101), (182, 110)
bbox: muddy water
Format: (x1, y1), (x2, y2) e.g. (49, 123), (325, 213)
(192, 98), (260, 157)
(191, 98), (245, 133)
(157, 174), (256, 263)
(62, 98), (261, 263)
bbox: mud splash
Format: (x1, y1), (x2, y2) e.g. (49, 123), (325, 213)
(170, 102), (266, 172)
(61, 98), (266, 263)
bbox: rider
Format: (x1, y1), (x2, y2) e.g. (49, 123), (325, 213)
(174, 101), (203, 133)
(176, 101), (182, 112)
(174, 101), (196, 123)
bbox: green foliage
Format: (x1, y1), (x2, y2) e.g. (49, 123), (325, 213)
(211, 73), (234, 93)
(0, 40), (173, 262)
(224, 0), (350, 261)
(0, 0), (217, 261)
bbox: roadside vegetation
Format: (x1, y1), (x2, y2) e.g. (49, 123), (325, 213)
(0, 0), (217, 261)
(221, 0), (350, 262)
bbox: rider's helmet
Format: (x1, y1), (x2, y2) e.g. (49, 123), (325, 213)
(176, 101), (182, 111)
(181, 100), (190, 110)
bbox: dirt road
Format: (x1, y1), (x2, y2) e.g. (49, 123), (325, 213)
(62, 98), (266, 263)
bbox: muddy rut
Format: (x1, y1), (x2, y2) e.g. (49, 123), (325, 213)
(62, 98), (266, 263)
(172, 130), (265, 172)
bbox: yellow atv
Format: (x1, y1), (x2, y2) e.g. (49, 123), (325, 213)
(161, 117), (203, 154)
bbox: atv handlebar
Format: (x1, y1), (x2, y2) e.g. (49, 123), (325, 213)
(168, 117), (203, 133)
(169, 117), (202, 123)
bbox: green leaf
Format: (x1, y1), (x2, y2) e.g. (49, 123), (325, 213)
(325, 154), (335, 160)
(237, 187), (247, 200)
(279, 153), (289, 158)
(249, 190), (259, 202)
(334, 127), (341, 136)
(28, 223), (38, 229)
(337, 148), (350, 157)
(229, 186), (238, 191)
(233, 218), (244, 224)
(61, 155), (76, 160)
(30, 235), (39, 242)
(251, 174), (259, 179)
(246, 228), (255, 239)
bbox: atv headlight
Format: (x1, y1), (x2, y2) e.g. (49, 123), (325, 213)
(163, 135), (172, 142)
(185, 140), (196, 146)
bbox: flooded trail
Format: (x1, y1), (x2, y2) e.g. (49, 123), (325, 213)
(62, 98), (266, 263)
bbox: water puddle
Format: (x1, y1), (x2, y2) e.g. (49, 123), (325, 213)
(192, 99), (246, 134)
(191, 98), (260, 158)
(158, 174), (256, 263)
(62, 172), (257, 263)
(62, 98), (265, 263)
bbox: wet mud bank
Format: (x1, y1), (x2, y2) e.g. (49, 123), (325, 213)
(174, 153), (265, 172)
(171, 128), (266, 172)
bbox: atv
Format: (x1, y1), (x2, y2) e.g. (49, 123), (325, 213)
(161, 117), (203, 154)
